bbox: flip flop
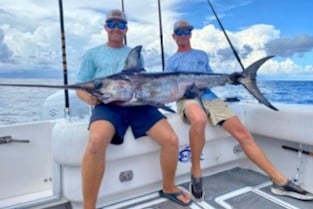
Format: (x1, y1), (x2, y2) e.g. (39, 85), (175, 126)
(159, 190), (192, 206)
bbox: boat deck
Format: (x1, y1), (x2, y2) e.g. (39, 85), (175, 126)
(102, 167), (311, 209)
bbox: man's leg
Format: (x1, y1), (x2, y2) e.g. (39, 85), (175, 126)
(222, 116), (287, 184)
(184, 102), (207, 178)
(222, 115), (313, 200)
(82, 120), (114, 209)
(147, 118), (191, 205)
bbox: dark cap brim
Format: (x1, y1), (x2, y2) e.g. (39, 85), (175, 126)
(106, 18), (127, 23)
(174, 25), (194, 32)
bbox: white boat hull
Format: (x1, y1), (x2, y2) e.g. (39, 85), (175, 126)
(1, 102), (313, 209)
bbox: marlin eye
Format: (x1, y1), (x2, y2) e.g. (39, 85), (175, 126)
(94, 80), (103, 89)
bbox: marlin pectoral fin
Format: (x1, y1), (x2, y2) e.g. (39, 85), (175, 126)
(138, 99), (176, 113)
(157, 104), (176, 113)
(159, 105), (176, 113)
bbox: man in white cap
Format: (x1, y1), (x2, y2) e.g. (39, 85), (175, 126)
(77, 11), (192, 209)
(165, 19), (313, 201)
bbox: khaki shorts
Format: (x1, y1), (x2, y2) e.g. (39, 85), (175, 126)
(176, 98), (235, 126)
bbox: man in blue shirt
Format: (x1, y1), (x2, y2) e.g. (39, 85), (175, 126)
(165, 19), (313, 201)
(76, 10), (192, 208)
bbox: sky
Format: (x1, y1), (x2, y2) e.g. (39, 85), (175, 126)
(0, 0), (313, 81)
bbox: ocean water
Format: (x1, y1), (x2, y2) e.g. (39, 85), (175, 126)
(0, 78), (312, 125)
(0, 78), (61, 125)
(213, 80), (313, 105)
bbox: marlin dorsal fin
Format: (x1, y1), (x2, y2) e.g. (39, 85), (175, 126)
(123, 45), (143, 70)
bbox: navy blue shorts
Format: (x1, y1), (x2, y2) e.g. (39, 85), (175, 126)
(89, 103), (166, 145)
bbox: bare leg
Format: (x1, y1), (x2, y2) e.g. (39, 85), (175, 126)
(222, 116), (287, 185)
(147, 118), (191, 204)
(184, 102), (207, 177)
(82, 120), (115, 209)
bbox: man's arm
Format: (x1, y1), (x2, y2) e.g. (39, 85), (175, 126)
(76, 90), (101, 106)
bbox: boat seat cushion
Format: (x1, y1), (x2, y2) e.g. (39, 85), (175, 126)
(52, 104), (245, 166)
(244, 103), (313, 145)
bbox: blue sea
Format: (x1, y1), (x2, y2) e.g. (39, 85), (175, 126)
(213, 80), (313, 105)
(0, 78), (312, 125)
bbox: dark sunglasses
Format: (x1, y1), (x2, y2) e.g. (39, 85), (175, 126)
(106, 21), (127, 30)
(174, 29), (192, 36)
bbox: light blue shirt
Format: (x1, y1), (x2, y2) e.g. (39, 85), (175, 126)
(165, 49), (218, 100)
(77, 44), (132, 83)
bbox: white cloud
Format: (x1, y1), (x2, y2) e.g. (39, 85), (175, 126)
(0, 29), (12, 61)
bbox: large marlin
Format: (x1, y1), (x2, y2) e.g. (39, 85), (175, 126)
(0, 45), (277, 112)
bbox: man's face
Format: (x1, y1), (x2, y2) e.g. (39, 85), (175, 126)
(173, 29), (192, 45)
(105, 20), (128, 43)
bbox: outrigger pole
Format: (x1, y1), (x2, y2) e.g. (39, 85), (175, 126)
(206, 0), (245, 71)
(157, 0), (165, 71)
(121, 0), (127, 45)
(58, 0), (70, 116)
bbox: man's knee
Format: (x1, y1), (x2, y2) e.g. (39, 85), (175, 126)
(86, 134), (109, 155)
(166, 132), (179, 147)
(235, 128), (255, 147)
(157, 130), (179, 148)
(191, 115), (207, 132)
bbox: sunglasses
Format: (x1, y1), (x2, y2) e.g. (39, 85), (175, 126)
(174, 29), (192, 36)
(106, 21), (127, 30)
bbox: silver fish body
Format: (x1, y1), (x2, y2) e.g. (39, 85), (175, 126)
(108, 71), (230, 105)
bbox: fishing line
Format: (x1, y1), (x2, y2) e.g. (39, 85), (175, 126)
(206, 0), (245, 71)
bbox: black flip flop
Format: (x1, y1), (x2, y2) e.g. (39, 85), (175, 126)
(159, 190), (192, 206)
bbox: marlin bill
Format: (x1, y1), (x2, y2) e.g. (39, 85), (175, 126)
(0, 45), (277, 112)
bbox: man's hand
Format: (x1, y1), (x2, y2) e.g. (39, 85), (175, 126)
(183, 84), (201, 99)
(76, 89), (101, 105)
(229, 72), (242, 85)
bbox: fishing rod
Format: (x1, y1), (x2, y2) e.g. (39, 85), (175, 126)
(58, 0), (70, 116)
(157, 0), (165, 71)
(0, 136), (30, 144)
(282, 145), (313, 157)
(206, 0), (245, 71)
(121, 0), (127, 45)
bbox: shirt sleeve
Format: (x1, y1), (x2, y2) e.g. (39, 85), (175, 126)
(76, 51), (95, 83)
(164, 56), (175, 72)
(203, 52), (213, 73)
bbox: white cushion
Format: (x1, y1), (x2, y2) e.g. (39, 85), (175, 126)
(244, 103), (313, 145)
(52, 103), (244, 166)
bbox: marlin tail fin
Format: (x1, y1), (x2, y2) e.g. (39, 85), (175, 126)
(237, 56), (278, 111)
